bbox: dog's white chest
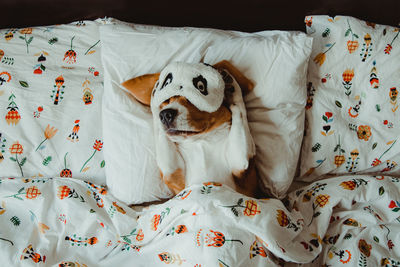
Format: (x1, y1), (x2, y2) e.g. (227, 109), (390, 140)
(177, 126), (235, 189)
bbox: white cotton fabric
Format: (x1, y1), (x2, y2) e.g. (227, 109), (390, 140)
(100, 19), (313, 203)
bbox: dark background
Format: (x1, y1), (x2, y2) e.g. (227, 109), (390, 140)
(1, 0), (399, 31)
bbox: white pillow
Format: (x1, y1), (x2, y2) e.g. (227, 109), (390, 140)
(203, 34), (312, 197)
(299, 15), (400, 182)
(100, 19), (312, 204)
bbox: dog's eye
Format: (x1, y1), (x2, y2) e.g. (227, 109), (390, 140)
(193, 75), (208, 95)
(160, 73), (173, 90)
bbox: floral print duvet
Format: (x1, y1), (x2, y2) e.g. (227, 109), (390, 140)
(1, 175), (400, 266)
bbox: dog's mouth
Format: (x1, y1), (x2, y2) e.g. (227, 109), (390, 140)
(165, 128), (201, 136)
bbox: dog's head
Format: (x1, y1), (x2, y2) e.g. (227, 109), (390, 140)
(122, 61), (253, 139)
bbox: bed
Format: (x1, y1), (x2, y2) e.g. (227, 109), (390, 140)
(1, 2), (400, 267)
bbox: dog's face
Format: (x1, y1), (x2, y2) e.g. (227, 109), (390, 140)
(150, 62), (231, 138)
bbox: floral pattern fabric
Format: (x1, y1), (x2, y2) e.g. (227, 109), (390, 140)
(300, 15), (400, 182)
(1, 175), (400, 266)
(0, 19), (106, 184)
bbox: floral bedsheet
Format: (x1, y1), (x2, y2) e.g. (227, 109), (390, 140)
(0, 174), (399, 266)
(0, 19), (106, 185)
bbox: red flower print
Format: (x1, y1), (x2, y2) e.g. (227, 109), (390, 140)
(372, 158), (382, 167)
(385, 44), (393, 54)
(204, 230), (242, 247)
(80, 139), (103, 172)
(388, 240), (395, 250)
(305, 16), (313, 27)
(93, 140), (103, 151)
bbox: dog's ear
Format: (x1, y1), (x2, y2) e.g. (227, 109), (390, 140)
(213, 60), (254, 94)
(121, 73), (160, 106)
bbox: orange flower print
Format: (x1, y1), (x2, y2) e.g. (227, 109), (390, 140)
(80, 139), (103, 172)
(158, 252), (185, 265)
(19, 28), (34, 53)
(250, 240), (268, 259)
(35, 124), (58, 151)
(136, 229), (144, 241)
(345, 19), (359, 54)
(334, 135), (346, 167)
(313, 43), (336, 66)
(175, 225), (187, 234)
(389, 87), (398, 112)
(6, 186), (41, 200)
(329, 249), (352, 264)
(9, 141), (23, 155)
(63, 36), (77, 64)
(9, 141), (26, 176)
(357, 125), (371, 141)
(203, 182), (222, 186)
(150, 207), (171, 231)
(57, 185), (85, 202)
(222, 198), (261, 218)
(151, 214), (161, 231)
(25, 186), (41, 199)
(384, 29), (399, 54)
(57, 185), (71, 200)
(60, 153), (72, 178)
(38, 223), (49, 234)
(5, 92), (21, 126)
(340, 178), (368, 190)
(276, 209), (289, 227)
(308, 194), (330, 226)
(113, 201), (126, 214)
(342, 69), (354, 96)
(276, 209), (300, 231)
(52, 75), (66, 105)
(381, 160), (397, 172)
(243, 200), (261, 217)
(315, 194), (330, 208)
(361, 33), (373, 62)
(19, 28), (33, 34)
(20, 244), (46, 263)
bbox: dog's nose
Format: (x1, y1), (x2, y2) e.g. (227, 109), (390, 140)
(159, 108), (177, 126)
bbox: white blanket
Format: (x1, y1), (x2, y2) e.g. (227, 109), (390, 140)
(1, 174), (399, 266)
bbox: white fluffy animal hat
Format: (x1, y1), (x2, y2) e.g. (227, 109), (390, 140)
(151, 62), (225, 113)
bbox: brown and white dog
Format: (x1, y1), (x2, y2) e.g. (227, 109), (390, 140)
(122, 60), (260, 198)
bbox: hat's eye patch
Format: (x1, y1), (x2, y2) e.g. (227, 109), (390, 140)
(193, 75), (208, 95)
(160, 73), (173, 90)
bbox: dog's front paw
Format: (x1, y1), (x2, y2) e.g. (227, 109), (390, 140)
(161, 168), (186, 195)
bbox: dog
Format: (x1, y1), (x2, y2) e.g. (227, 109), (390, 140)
(122, 60), (260, 198)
